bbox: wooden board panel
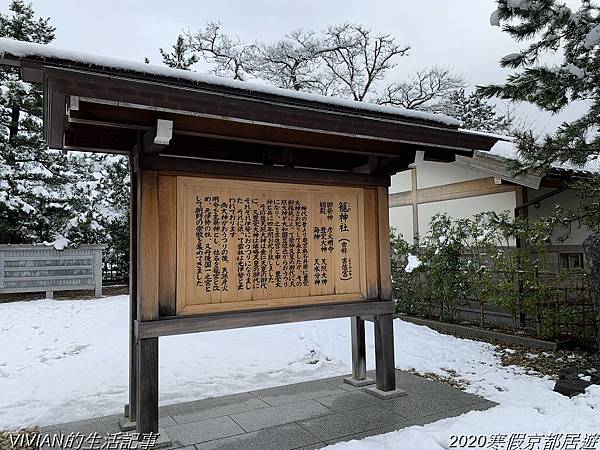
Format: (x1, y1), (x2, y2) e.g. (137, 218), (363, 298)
(377, 186), (392, 301)
(363, 188), (379, 299)
(158, 175), (177, 316)
(176, 176), (368, 315)
(137, 170), (159, 321)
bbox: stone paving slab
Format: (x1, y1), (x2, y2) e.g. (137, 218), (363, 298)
(405, 400), (497, 427)
(381, 388), (487, 420)
(42, 370), (497, 450)
(193, 423), (321, 450)
(164, 416), (244, 446)
(250, 380), (347, 406)
(166, 393), (270, 425)
(228, 399), (332, 432)
(323, 422), (411, 447)
(297, 405), (406, 442)
(313, 390), (381, 412)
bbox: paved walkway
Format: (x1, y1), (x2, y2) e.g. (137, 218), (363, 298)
(45, 370), (496, 449)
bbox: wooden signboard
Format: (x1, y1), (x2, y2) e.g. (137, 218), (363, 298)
(175, 176), (373, 315)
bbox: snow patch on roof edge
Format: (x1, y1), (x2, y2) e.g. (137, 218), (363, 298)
(0, 38), (461, 127)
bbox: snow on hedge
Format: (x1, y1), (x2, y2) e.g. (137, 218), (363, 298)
(404, 254), (422, 273)
(0, 37), (460, 127)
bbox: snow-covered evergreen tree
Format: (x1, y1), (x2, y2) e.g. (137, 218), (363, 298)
(0, 0), (60, 243)
(479, 0), (599, 231)
(479, 0), (600, 170)
(480, 0), (600, 344)
(160, 35), (199, 70)
(438, 89), (514, 135)
(0, 1), (130, 264)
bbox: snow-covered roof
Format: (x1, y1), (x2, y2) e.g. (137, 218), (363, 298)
(0, 38), (460, 127)
(483, 140), (600, 175)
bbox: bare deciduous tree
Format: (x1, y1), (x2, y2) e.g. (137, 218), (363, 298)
(376, 67), (465, 110)
(321, 23), (410, 101)
(184, 22), (254, 80)
(166, 22), (411, 101)
(251, 29), (337, 94)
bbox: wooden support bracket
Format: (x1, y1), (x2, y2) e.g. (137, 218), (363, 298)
(143, 119), (173, 154)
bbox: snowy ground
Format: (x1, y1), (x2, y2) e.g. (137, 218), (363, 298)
(1, 296), (599, 449)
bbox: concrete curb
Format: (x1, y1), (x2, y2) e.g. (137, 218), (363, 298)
(398, 315), (565, 351)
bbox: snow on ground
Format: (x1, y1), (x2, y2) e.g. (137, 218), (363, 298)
(0, 295), (355, 429)
(1, 295), (599, 450)
(326, 322), (600, 449)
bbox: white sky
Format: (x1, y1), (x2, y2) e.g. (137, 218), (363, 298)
(3, 0), (588, 133)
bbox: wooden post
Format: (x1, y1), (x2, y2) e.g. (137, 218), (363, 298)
(514, 185), (529, 327)
(94, 248), (103, 298)
(374, 313), (396, 391)
(351, 316), (367, 380)
(137, 337), (158, 434)
(342, 315), (376, 387)
(127, 155), (138, 422)
(514, 185), (529, 250)
(136, 168), (160, 434)
(374, 186), (396, 392)
(411, 168), (419, 246)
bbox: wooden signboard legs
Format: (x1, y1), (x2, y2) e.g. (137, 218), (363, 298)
(347, 187), (398, 393)
(127, 157), (138, 423)
(349, 316), (369, 382)
(348, 314), (397, 391)
(136, 169), (160, 434)
(374, 187), (397, 393)
(137, 338), (159, 434)
(374, 314), (396, 391)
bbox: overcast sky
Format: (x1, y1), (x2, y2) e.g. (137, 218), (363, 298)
(4, 0), (587, 133)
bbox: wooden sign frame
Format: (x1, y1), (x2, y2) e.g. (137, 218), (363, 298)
(141, 171), (386, 321)
(133, 164), (396, 434)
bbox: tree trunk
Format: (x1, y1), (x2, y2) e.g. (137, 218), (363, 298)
(9, 106), (20, 143)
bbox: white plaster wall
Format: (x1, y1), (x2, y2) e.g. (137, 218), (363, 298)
(388, 161), (592, 247)
(390, 169), (412, 194)
(389, 161), (516, 242)
(389, 191), (517, 242)
(417, 161), (486, 189)
(389, 205), (413, 240)
(390, 160), (497, 194)
(525, 187), (594, 246)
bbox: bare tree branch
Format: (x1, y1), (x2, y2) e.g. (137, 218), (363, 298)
(321, 23), (410, 101)
(251, 29), (343, 94)
(376, 67), (465, 110)
(184, 22), (255, 80)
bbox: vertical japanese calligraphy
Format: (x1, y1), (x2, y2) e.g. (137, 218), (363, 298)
(177, 177), (367, 314)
